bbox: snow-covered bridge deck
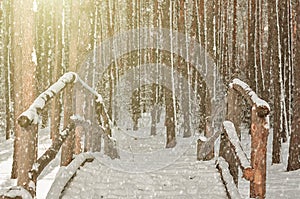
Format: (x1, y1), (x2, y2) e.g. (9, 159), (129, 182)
(47, 127), (227, 199)
(60, 156), (226, 199)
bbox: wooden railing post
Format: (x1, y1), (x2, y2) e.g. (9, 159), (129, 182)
(221, 88), (241, 185)
(61, 84), (75, 166)
(229, 78), (270, 198)
(250, 104), (269, 198)
(16, 123), (38, 197)
(219, 128), (239, 185)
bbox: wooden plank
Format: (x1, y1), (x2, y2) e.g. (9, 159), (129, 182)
(217, 157), (242, 199)
(46, 153), (94, 199)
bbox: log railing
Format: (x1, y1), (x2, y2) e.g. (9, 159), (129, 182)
(0, 72), (116, 199)
(198, 78), (270, 199)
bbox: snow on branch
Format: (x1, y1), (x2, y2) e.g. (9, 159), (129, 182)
(223, 121), (251, 170)
(229, 78), (270, 117)
(18, 72), (77, 127)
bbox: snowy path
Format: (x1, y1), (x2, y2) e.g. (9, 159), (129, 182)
(1, 120), (300, 198)
(59, 155), (226, 199)
(55, 124), (227, 199)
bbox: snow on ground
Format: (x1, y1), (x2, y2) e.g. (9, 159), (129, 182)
(0, 127), (61, 199)
(58, 126), (227, 199)
(0, 118), (300, 198)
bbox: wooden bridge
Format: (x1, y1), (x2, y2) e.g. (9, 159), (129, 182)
(0, 72), (270, 199)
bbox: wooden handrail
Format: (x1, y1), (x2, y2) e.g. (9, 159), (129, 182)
(225, 78), (270, 199)
(13, 72), (114, 198)
(223, 121), (251, 170)
(198, 78), (270, 199)
(18, 72), (77, 128)
(30, 122), (75, 179)
(17, 72), (112, 128)
(229, 78), (270, 117)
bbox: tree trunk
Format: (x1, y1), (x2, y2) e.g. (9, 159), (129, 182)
(165, 90), (176, 148)
(267, 0), (282, 164)
(10, 0), (38, 195)
(248, 0), (256, 91)
(287, 0), (300, 171)
(11, 0), (38, 181)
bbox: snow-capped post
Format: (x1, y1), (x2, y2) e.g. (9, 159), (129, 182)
(229, 78), (270, 199)
(95, 94), (120, 159)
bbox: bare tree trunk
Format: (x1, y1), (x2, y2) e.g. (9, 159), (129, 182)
(51, 0), (63, 142)
(287, 0), (300, 171)
(10, 0), (38, 195)
(165, 90), (176, 148)
(2, 0), (13, 140)
(269, 0), (282, 164)
(248, 0), (256, 91)
(61, 0), (75, 166)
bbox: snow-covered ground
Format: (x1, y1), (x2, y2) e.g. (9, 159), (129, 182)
(0, 128), (61, 199)
(1, 119), (300, 198)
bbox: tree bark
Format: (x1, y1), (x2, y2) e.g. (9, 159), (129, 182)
(10, 0), (38, 195)
(269, 0), (282, 164)
(287, 0), (300, 171)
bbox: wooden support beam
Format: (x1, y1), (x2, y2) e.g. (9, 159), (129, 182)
(229, 78), (270, 118)
(17, 72), (77, 128)
(250, 105), (269, 198)
(30, 123), (74, 179)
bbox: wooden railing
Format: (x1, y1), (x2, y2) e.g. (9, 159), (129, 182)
(0, 72), (117, 199)
(198, 78), (270, 199)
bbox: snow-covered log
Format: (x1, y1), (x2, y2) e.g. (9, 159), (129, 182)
(216, 157), (242, 199)
(223, 121), (251, 170)
(46, 153), (94, 199)
(229, 78), (270, 117)
(17, 71), (112, 128)
(222, 121), (254, 182)
(18, 72), (77, 128)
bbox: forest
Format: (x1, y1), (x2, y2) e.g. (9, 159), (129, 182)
(0, 0), (300, 198)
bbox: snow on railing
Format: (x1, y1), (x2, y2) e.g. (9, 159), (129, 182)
(223, 78), (270, 199)
(18, 72), (77, 127)
(222, 121), (251, 170)
(18, 72), (112, 128)
(216, 157), (242, 199)
(198, 78), (270, 199)
(46, 153), (94, 199)
(14, 72), (115, 198)
(229, 78), (270, 117)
